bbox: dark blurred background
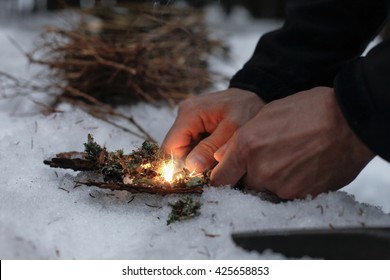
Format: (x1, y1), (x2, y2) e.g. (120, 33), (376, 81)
(0, 0), (287, 18)
(2, 1), (389, 37)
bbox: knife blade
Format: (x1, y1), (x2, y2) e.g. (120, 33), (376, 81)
(232, 227), (390, 259)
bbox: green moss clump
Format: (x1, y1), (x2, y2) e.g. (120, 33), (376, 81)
(167, 197), (201, 225)
(84, 134), (104, 161)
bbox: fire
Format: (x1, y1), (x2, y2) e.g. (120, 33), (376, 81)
(158, 154), (200, 184)
(161, 160), (175, 182)
(140, 163), (152, 169)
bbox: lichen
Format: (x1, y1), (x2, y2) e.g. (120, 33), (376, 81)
(167, 197), (201, 225)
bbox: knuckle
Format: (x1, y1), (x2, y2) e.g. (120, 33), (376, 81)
(234, 130), (261, 160)
(244, 175), (264, 191)
(198, 139), (219, 156)
(258, 166), (277, 183)
(246, 165), (278, 191)
(223, 119), (240, 132)
(178, 97), (198, 113)
(234, 131), (248, 155)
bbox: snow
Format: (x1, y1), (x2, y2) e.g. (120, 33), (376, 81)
(1, 5), (390, 260)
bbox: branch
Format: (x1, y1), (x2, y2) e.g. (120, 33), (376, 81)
(77, 181), (203, 195)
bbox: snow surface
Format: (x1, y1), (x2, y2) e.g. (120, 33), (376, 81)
(1, 5), (390, 260)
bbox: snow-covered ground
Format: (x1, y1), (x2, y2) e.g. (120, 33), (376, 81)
(1, 5), (390, 260)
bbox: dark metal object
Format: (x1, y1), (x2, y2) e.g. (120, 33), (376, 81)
(232, 227), (390, 259)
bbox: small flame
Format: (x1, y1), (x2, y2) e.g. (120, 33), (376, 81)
(140, 163), (152, 169)
(161, 160), (175, 182)
(159, 154), (200, 183)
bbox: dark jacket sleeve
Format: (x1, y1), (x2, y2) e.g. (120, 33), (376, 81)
(335, 41), (390, 161)
(229, 0), (390, 161)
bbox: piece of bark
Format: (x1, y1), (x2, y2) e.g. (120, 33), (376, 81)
(77, 181), (203, 195)
(43, 152), (97, 171)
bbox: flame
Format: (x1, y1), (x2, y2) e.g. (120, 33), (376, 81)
(158, 154), (200, 183)
(140, 163), (151, 169)
(161, 160), (175, 182)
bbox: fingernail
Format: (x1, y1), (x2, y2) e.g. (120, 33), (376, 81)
(186, 155), (207, 171)
(214, 144), (227, 161)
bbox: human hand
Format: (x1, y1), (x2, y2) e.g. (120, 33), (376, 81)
(162, 88), (265, 171)
(212, 87), (374, 199)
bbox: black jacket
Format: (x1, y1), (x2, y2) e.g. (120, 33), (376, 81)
(229, 0), (390, 162)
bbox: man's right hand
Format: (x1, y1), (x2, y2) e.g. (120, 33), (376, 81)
(162, 88), (265, 171)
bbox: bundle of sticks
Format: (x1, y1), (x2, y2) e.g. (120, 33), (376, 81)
(7, 3), (226, 140)
(44, 134), (208, 195)
(30, 3), (228, 106)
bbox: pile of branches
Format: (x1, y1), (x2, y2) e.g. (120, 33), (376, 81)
(30, 3), (228, 105)
(5, 3), (227, 140)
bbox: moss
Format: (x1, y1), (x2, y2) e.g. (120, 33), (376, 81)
(167, 197), (201, 225)
(83, 134), (103, 161)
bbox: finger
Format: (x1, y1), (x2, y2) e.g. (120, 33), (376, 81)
(214, 143), (228, 162)
(161, 128), (193, 159)
(162, 111), (207, 159)
(242, 174), (268, 193)
(185, 120), (237, 171)
(210, 138), (246, 187)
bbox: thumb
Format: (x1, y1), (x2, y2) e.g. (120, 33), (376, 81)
(185, 121), (236, 171)
(210, 140), (246, 187)
(214, 143), (228, 162)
